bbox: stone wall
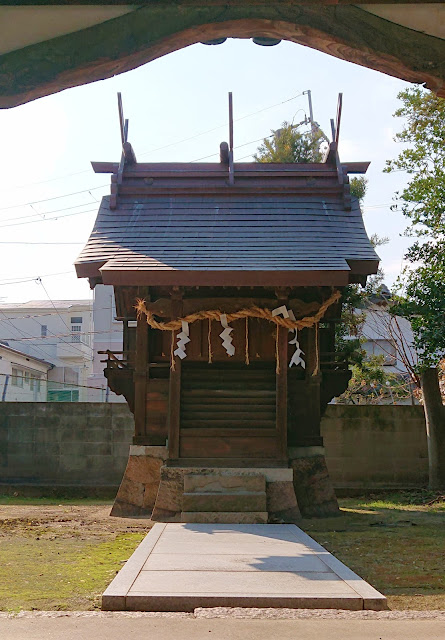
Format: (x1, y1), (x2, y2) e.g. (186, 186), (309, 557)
(0, 402), (428, 490)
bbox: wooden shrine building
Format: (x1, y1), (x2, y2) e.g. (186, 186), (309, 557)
(75, 97), (379, 521)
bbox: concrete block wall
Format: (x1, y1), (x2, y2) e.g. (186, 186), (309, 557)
(0, 403), (133, 486)
(321, 405), (428, 489)
(0, 403), (428, 490)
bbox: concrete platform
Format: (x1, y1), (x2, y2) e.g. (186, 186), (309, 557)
(102, 523), (387, 612)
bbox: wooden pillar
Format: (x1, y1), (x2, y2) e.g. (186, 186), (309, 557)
(133, 312), (149, 443)
(276, 325), (288, 460)
(303, 324), (322, 446)
(167, 293), (182, 461)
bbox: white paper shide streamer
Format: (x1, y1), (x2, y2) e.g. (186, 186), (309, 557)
(272, 305), (305, 369)
(219, 313), (235, 356)
(174, 320), (190, 360)
(288, 328), (305, 369)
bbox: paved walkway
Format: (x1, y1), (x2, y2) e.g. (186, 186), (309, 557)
(1, 614), (444, 640)
(103, 523), (386, 611)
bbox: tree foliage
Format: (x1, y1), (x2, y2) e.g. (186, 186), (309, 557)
(254, 121), (325, 163)
(253, 118), (396, 399)
(385, 88), (445, 370)
(384, 88), (445, 237)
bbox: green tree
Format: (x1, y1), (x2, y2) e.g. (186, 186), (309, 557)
(385, 87), (445, 489)
(254, 121), (325, 163)
(254, 121), (396, 403)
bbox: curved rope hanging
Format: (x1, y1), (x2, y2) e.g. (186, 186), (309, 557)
(135, 290), (341, 331)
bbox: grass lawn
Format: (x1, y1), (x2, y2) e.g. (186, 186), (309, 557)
(0, 490), (443, 612)
(303, 490), (445, 611)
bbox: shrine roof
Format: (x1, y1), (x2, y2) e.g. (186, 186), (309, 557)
(75, 161), (379, 287)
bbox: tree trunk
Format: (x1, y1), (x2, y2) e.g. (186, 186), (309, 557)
(421, 368), (445, 490)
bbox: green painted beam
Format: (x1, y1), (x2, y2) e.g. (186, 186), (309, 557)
(1, 4), (444, 107)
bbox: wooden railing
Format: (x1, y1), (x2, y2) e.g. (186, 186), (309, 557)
(98, 350), (130, 369)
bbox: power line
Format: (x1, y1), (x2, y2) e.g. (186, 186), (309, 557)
(0, 207), (97, 230)
(0, 241), (84, 245)
(0, 92), (305, 211)
(35, 278), (94, 356)
(0, 184), (107, 213)
(0, 306), (112, 322)
(0, 371), (106, 393)
(0, 197), (105, 224)
(0, 309), (64, 363)
(0, 328), (122, 341)
(0, 271), (74, 286)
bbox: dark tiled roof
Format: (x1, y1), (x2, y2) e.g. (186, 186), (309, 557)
(75, 162), (379, 286)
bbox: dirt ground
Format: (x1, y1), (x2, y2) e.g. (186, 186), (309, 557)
(0, 494), (443, 612)
(0, 501), (151, 612)
(0, 503), (152, 538)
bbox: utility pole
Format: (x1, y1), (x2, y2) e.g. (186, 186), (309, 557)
(303, 90), (315, 136)
(303, 90), (330, 144)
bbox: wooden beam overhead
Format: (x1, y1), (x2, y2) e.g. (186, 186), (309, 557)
(0, 3), (444, 108)
(1, 1), (441, 5)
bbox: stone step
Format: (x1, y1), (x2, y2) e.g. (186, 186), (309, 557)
(183, 491), (267, 513)
(181, 511), (268, 524)
(184, 472), (265, 494)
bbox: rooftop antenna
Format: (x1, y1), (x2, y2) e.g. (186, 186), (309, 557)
(228, 92), (234, 185)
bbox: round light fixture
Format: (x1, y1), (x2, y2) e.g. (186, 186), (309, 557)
(201, 38), (227, 45)
(252, 37), (281, 46)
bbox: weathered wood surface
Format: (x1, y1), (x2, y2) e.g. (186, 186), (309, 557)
(167, 295), (182, 459)
(133, 311), (149, 439)
(2, 4), (444, 108)
(276, 324), (289, 460)
(179, 435), (278, 459)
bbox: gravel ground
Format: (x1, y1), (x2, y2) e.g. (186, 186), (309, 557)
(1, 608), (444, 620)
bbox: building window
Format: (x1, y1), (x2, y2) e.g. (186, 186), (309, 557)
(24, 371), (30, 385)
(71, 325), (82, 343)
(30, 376), (41, 392)
(70, 317), (83, 324)
(11, 368), (23, 387)
(41, 325), (48, 338)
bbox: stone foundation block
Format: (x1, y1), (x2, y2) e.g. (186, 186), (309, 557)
(266, 480), (301, 522)
(181, 511), (268, 524)
(110, 446), (167, 518)
(151, 467), (185, 521)
(290, 454), (340, 518)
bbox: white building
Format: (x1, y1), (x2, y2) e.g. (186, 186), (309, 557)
(0, 343), (52, 402)
(360, 302), (417, 377)
(0, 300), (93, 401)
(87, 284), (125, 402)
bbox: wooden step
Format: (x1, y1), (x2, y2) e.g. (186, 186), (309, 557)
(181, 397), (276, 406)
(184, 389), (276, 398)
(181, 419), (276, 429)
(181, 410), (276, 420)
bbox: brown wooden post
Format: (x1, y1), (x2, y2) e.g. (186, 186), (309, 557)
(167, 292), (183, 461)
(133, 311), (149, 442)
(303, 324), (322, 446)
(276, 325), (288, 460)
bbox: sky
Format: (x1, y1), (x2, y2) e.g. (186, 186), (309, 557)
(0, 38), (414, 304)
